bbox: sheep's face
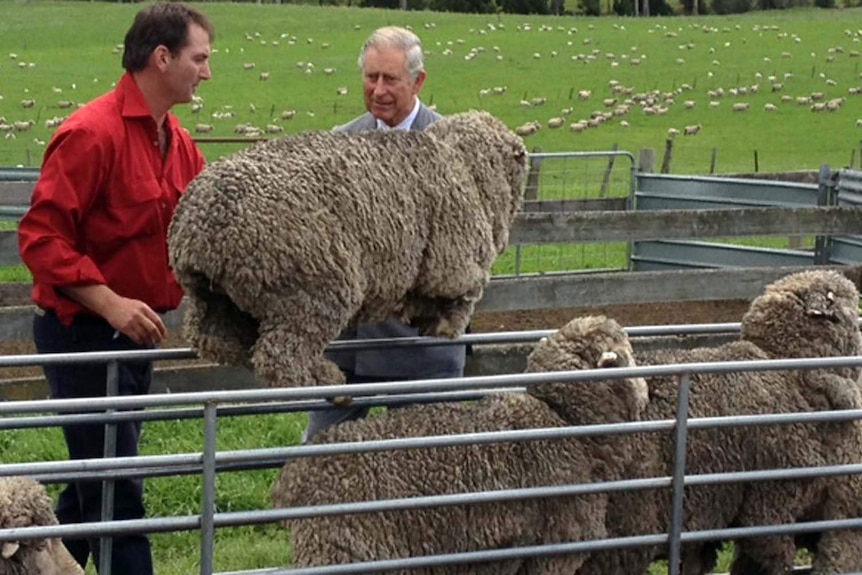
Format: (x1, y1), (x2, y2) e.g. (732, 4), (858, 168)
(741, 270), (862, 364)
(426, 111), (528, 253)
(1, 538), (83, 575)
(525, 315), (648, 424)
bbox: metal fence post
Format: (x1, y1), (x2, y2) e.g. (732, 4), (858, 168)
(814, 164), (835, 265)
(200, 401), (219, 575)
(100, 360), (119, 575)
(667, 371), (692, 575)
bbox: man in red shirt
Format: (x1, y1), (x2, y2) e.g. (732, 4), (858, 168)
(17, 4), (213, 574)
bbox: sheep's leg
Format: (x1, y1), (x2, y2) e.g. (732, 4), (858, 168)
(810, 479), (862, 574)
(812, 529), (862, 574)
(251, 289), (350, 388)
(731, 535), (796, 575)
(414, 296), (476, 339)
(728, 549), (769, 575)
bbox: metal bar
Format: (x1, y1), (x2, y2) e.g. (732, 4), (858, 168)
(200, 401), (218, 575)
(99, 360), (119, 575)
(667, 371), (692, 575)
(5, 354), (862, 417)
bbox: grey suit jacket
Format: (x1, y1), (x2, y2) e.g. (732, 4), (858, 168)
(326, 102), (467, 379)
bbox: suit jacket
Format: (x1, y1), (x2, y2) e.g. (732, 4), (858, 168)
(326, 102), (466, 379)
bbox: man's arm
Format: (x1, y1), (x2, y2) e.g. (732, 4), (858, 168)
(61, 285), (167, 345)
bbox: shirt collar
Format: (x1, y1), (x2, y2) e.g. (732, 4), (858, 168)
(117, 72), (153, 119)
(116, 71), (178, 133)
(376, 98), (421, 131)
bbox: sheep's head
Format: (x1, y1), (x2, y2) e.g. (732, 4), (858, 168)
(425, 111), (528, 254)
(1, 538), (83, 575)
(741, 270), (862, 367)
(0, 478), (83, 575)
(525, 315), (649, 425)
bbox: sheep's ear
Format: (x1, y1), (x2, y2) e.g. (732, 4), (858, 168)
(597, 351), (619, 368)
(2, 541), (19, 559)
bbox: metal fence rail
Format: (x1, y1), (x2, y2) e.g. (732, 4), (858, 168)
(3, 338), (862, 575)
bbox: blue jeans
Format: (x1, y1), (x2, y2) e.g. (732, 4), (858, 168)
(33, 310), (154, 575)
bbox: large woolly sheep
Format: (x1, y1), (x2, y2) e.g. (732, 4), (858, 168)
(577, 269), (862, 575)
(0, 477), (83, 575)
(270, 315), (649, 574)
(168, 111), (527, 389)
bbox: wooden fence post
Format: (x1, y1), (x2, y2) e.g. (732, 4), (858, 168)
(524, 146), (543, 201)
(599, 143), (619, 198)
(710, 148), (717, 174)
(660, 139), (674, 174)
(638, 148), (655, 173)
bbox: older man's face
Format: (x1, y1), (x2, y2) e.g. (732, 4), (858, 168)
(362, 45), (426, 127)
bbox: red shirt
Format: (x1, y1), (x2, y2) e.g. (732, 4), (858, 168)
(18, 72), (204, 326)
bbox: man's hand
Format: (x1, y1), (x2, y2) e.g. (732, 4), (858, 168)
(60, 285), (167, 345)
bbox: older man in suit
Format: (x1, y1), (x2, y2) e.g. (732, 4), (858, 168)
(302, 26), (466, 442)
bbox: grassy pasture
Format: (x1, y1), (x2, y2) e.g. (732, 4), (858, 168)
(0, 4), (857, 573)
(0, 2), (860, 174)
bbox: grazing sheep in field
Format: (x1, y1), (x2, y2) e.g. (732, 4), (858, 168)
(578, 269), (862, 575)
(683, 124), (701, 135)
(763, 103), (778, 111)
(0, 477), (83, 575)
(547, 117), (565, 129)
(193, 123), (214, 134)
(271, 316), (649, 574)
(732, 102), (750, 112)
(168, 111), (527, 389)
(515, 121), (541, 136)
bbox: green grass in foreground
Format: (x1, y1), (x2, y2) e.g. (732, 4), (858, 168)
(7, 409), (741, 575)
(1, 411), (305, 574)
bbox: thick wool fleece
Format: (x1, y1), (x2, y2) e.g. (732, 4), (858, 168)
(578, 269), (862, 575)
(0, 477), (83, 575)
(271, 316), (648, 575)
(168, 111), (527, 388)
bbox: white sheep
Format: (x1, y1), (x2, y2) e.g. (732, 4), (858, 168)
(0, 477), (83, 575)
(169, 111), (527, 389)
(271, 316), (649, 573)
(578, 270), (862, 575)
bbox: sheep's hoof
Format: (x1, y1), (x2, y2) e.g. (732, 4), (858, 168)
(329, 395), (353, 406)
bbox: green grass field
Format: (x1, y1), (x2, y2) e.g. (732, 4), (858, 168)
(1, 2), (861, 173)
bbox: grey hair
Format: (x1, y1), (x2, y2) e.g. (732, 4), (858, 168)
(357, 26), (425, 81)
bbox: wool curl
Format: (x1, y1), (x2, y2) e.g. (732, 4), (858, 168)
(0, 477), (83, 575)
(270, 315), (649, 574)
(577, 269), (862, 575)
(168, 111), (527, 388)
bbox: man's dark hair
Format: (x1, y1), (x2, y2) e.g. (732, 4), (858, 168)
(122, 2), (214, 72)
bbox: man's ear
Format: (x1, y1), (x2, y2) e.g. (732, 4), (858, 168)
(413, 69), (427, 94)
(151, 45), (171, 71)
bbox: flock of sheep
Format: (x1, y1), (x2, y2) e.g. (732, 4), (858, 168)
(3, 16), (862, 165)
(265, 269), (862, 574)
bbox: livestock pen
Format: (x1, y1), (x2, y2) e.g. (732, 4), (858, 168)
(3, 330), (862, 574)
(3, 161), (862, 573)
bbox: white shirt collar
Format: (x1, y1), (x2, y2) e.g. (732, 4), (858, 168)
(376, 98), (421, 131)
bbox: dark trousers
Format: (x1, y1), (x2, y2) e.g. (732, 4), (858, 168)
(33, 310), (154, 575)
(302, 373), (407, 443)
